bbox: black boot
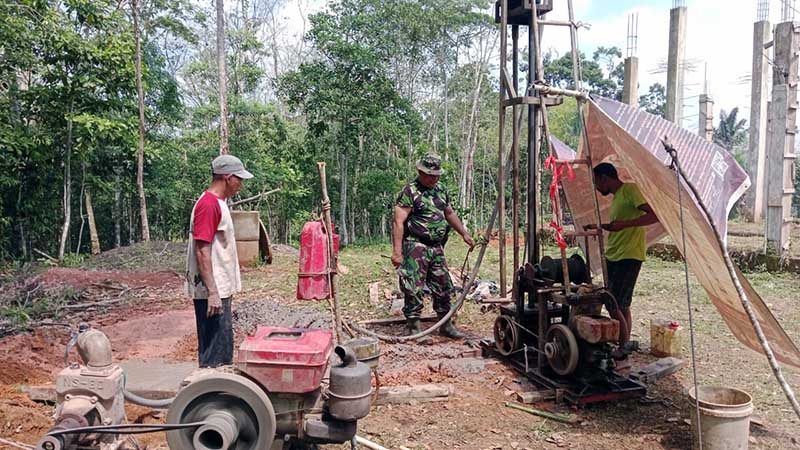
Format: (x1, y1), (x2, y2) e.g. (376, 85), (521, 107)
(438, 317), (465, 339)
(406, 318), (431, 344)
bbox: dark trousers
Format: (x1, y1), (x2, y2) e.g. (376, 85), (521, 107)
(193, 297), (233, 368)
(606, 259), (643, 311)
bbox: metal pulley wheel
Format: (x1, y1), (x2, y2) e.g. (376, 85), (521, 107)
(544, 324), (579, 376)
(493, 315), (519, 356)
(166, 373), (276, 450)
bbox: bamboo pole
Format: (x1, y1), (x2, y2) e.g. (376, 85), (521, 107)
(664, 140), (800, 420)
(317, 162), (343, 343)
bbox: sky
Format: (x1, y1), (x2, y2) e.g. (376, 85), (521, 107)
(541, 0), (796, 132)
(276, 0), (794, 132)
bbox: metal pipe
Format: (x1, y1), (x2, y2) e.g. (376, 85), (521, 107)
(531, 84), (587, 99)
(538, 19), (577, 27)
(530, 1), (571, 294)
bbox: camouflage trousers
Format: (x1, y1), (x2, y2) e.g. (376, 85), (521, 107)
(398, 240), (453, 319)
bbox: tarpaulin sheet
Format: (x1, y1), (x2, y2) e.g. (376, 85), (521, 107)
(554, 96), (800, 368)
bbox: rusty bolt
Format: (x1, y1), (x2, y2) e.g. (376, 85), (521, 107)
(90, 396), (98, 404)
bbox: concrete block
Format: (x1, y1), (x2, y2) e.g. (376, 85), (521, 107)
(237, 240), (260, 266)
(231, 211), (260, 241)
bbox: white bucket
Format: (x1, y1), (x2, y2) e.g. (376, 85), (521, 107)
(688, 386), (753, 450)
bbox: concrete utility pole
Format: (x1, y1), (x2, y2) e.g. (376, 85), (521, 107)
(623, 13), (639, 107)
(623, 57), (639, 107)
(665, 2), (687, 124)
(765, 22), (799, 254)
(698, 94), (714, 142)
(745, 18), (772, 222)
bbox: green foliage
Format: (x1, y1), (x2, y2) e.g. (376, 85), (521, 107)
(639, 83), (666, 118)
(713, 107), (748, 152)
(543, 47), (624, 100)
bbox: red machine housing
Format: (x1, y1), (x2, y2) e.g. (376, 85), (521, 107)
(236, 326), (333, 394)
(296, 221), (340, 300)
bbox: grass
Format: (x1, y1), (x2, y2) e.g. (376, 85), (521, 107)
(256, 235), (800, 442)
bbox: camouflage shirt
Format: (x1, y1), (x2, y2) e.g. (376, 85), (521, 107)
(396, 178), (451, 245)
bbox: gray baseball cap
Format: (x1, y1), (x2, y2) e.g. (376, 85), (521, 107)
(212, 154), (254, 179)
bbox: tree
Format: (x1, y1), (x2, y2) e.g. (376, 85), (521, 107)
(639, 83), (666, 118)
(713, 107), (748, 151)
(217, 0), (230, 154)
(133, 0), (151, 242)
(542, 47), (624, 100)
(278, 7), (421, 244)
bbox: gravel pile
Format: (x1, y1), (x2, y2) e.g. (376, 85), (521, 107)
(233, 297), (332, 335)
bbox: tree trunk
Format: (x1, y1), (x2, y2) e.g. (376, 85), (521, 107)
(133, 0), (151, 242)
(16, 182), (27, 260)
(443, 50), (449, 151)
(76, 166), (86, 253)
(114, 175), (121, 248)
(85, 188), (101, 255)
(338, 153), (349, 245)
(58, 109), (73, 260)
(217, 0), (230, 155)
(128, 195), (134, 246)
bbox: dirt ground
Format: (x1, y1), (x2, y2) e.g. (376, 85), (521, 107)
(1, 236), (799, 450)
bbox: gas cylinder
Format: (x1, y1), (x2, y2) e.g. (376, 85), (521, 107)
(296, 221), (339, 300)
(328, 346), (372, 421)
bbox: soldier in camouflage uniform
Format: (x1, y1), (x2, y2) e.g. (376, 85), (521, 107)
(391, 154), (475, 342)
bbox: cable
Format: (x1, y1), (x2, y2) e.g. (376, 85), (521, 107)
(667, 146), (703, 450)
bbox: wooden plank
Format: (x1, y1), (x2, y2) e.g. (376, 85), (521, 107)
(501, 96), (564, 108)
(375, 384), (453, 405)
(258, 219), (272, 264)
(516, 389), (555, 404)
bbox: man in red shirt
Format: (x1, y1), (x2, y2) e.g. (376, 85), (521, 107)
(186, 155), (253, 367)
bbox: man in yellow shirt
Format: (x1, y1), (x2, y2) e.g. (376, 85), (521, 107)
(585, 163), (658, 358)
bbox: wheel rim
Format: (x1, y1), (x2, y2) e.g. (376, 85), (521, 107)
(166, 373), (276, 450)
(493, 315), (519, 356)
(545, 324), (579, 376)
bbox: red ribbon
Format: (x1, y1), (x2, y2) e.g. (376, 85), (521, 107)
(544, 156), (577, 248)
(549, 221), (568, 250)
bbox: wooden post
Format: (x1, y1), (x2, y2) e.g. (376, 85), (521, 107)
(511, 25), (521, 290)
(317, 162), (343, 342)
(498, 0), (508, 298)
